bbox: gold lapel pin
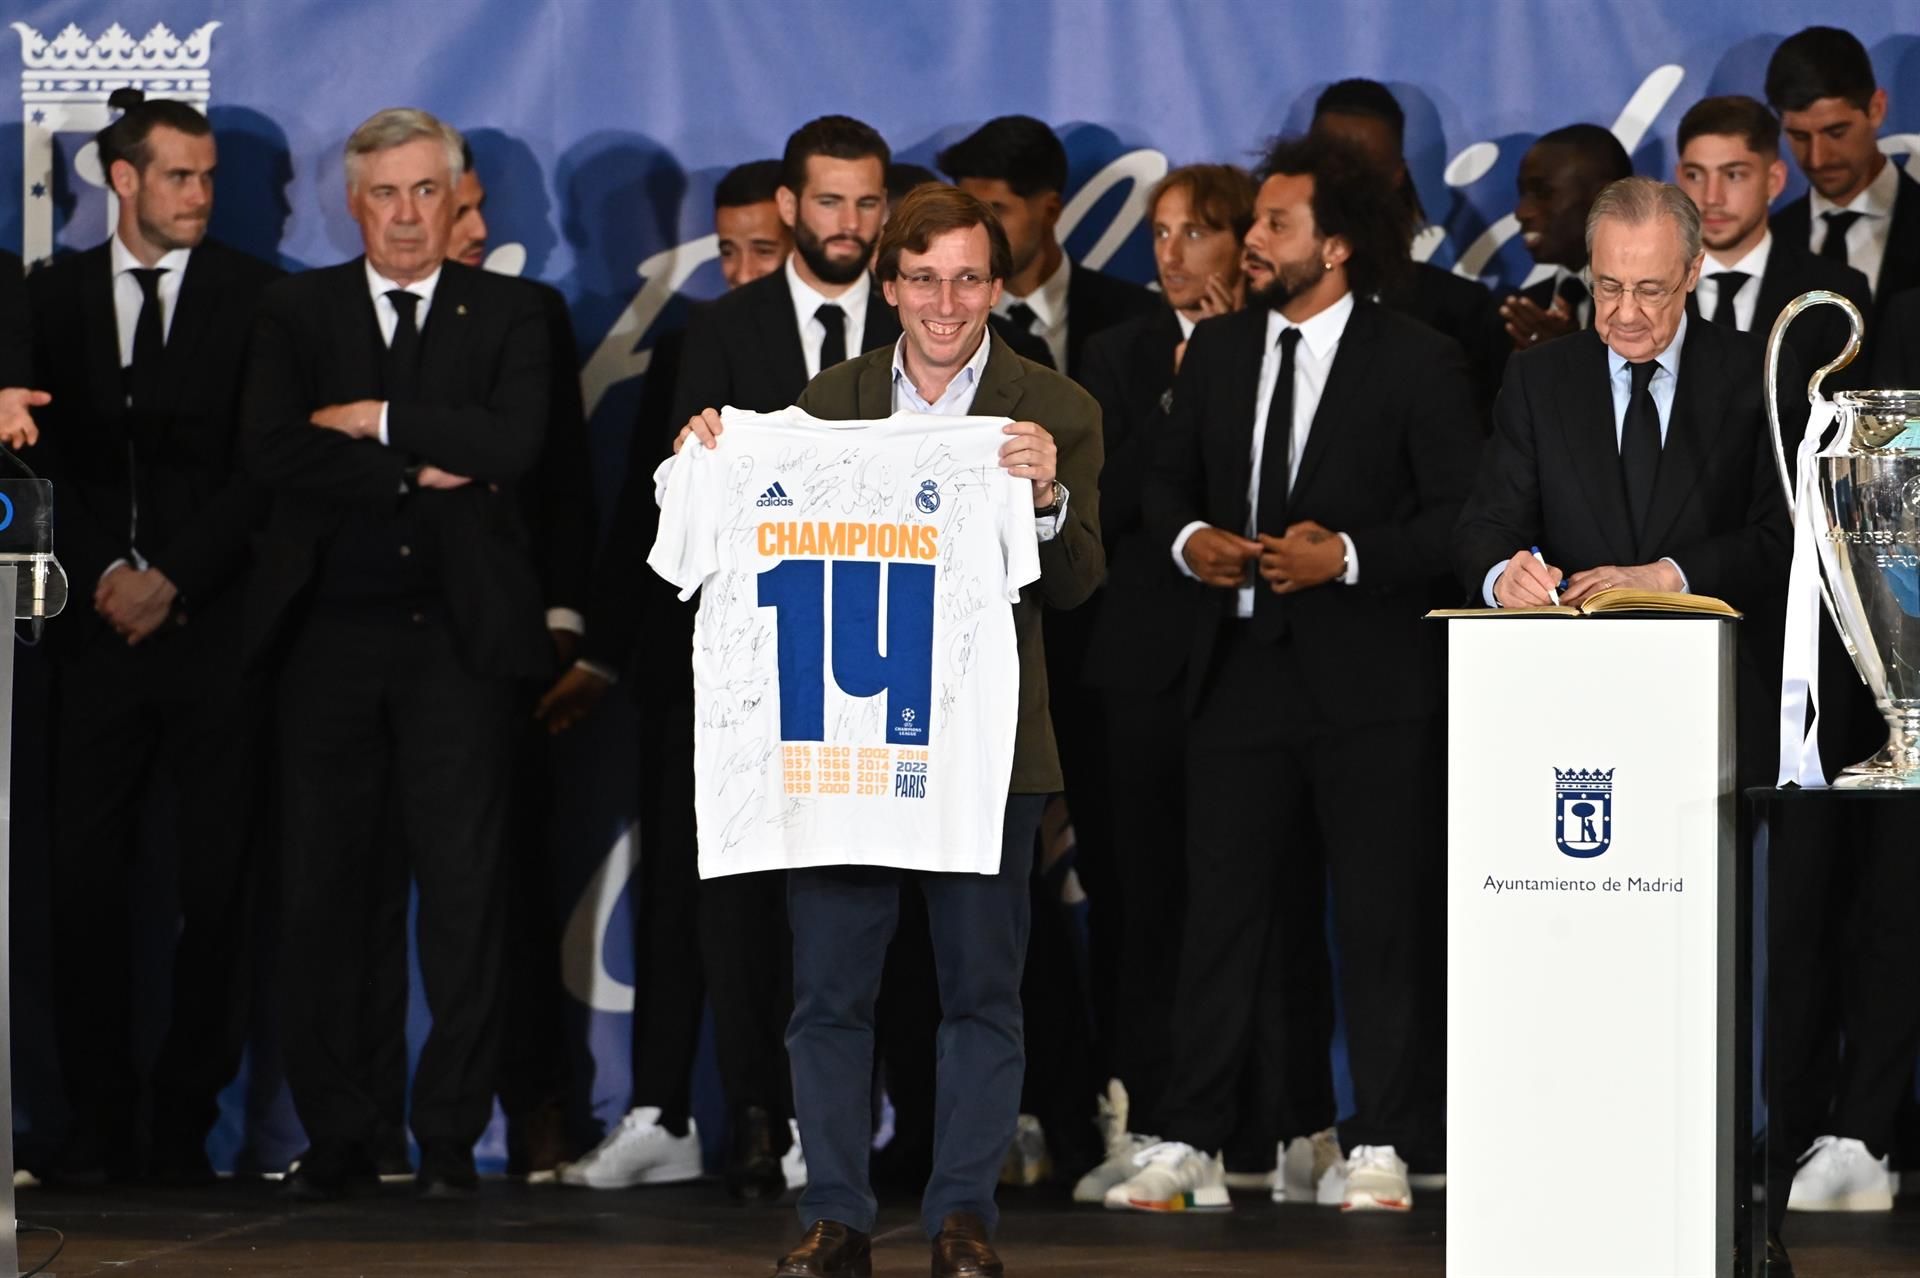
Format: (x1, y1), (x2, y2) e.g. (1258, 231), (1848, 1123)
(456, 303), (468, 315)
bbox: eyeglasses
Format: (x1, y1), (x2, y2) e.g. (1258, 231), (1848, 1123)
(1590, 276), (1685, 306)
(897, 271), (993, 300)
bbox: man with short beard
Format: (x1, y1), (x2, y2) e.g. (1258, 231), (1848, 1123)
(556, 115), (898, 1202)
(1106, 133), (1479, 1217)
(1500, 124), (1632, 350)
(25, 89), (282, 1184)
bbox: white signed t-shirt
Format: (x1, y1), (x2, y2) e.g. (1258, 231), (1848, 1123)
(648, 407), (1042, 878)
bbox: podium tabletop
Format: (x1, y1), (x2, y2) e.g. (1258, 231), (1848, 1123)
(1745, 785), (1920, 805)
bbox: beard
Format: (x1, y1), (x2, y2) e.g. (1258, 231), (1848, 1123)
(137, 206), (208, 253)
(793, 217), (874, 287)
(1246, 248), (1325, 312)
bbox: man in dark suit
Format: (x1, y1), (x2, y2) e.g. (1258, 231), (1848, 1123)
(241, 107), (549, 1200)
(1106, 133), (1479, 1217)
(672, 181), (1102, 1278)
(1311, 78), (1510, 417)
(25, 94), (280, 1184)
(1501, 124), (1633, 351)
(553, 117), (896, 1201)
(1676, 95), (1872, 388)
(939, 115), (1160, 1177)
(0, 248), (47, 449)
(1766, 26), (1920, 344)
(1075, 162), (1321, 1200)
(355, 134), (597, 1184)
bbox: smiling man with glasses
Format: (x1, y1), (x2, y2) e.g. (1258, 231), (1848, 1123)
(1454, 175), (1800, 787)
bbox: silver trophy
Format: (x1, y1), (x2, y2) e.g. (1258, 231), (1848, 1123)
(1766, 291), (1920, 787)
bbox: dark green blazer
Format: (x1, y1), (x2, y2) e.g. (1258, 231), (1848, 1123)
(796, 329), (1105, 794)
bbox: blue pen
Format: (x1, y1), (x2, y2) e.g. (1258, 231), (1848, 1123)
(1530, 545), (1561, 605)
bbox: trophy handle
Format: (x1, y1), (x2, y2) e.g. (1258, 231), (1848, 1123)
(1765, 289), (1863, 514)
(1764, 289), (1866, 664)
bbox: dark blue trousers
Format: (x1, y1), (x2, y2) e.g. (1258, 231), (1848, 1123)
(787, 794), (1044, 1239)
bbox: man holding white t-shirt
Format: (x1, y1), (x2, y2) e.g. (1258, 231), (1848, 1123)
(672, 182), (1102, 1278)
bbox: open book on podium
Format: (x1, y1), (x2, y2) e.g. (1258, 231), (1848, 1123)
(1427, 587), (1739, 619)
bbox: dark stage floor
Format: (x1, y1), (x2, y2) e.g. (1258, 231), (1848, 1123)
(13, 1180), (1919, 1276)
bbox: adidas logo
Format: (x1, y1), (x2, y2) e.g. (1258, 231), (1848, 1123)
(756, 481), (795, 508)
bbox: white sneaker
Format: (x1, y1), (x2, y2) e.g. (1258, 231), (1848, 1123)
(781, 1119), (807, 1192)
(1103, 1141), (1232, 1213)
(999, 1113), (1053, 1187)
(557, 1107), (702, 1189)
(1072, 1080), (1157, 1204)
(1340, 1144), (1412, 1212)
(1788, 1135), (1894, 1212)
(1279, 1128), (1343, 1205)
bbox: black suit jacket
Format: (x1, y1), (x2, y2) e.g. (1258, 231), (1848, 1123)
(1062, 261), (1161, 379)
(1689, 239), (1872, 392)
(240, 257), (551, 678)
(1867, 284), (1920, 386)
(1384, 261), (1508, 421)
(1146, 299), (1483, 724)
(519, 279), (595, 617)
(0, 249), (28, 390)
(1452, 322), (1799, 780)
(1773, 163), (1920, 341)
(1078, 305), (1199, 692)
(26, 238), (281, 643)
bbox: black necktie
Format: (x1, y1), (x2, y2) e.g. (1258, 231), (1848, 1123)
(1557, 275), (1590, 328)
(1620, 360), (1661, 546)
(1250, 328), (1303, 642)
(1006, 302), (1039, 334)
(1710, 271), (1750, 328)
(1820, 210), (1863, 266)
(127, 266), (167, 410)
(815, 303), (846, 372)
(384, 289), (421, 402)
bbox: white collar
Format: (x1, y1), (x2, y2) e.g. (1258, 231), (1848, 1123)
(365, 258), (443, 304)
(1004, 249), (1071, 329)
(1175, 309), (1197, 340)
(1262, 289), (1355, 360)
(784, 253), (871, 324)
(1606, 310), (1688, 381)
(1703, 228), (1772, 279)
(110, 232), (191, 279)
(1812, 153), (1900, 218)
(890, 325), (994, 398)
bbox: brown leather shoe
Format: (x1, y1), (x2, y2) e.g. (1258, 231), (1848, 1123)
(932, 1211), (1004, 1277)
(774, 1220), (872, 1277)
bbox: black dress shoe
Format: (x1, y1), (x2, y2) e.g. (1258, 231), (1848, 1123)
(506, 1098), (569, 1180)
(416, 1168), (480, 1200)
(774, 1219), (872, 1277)
(726, 1105), (789, 1201)
(932, 1211), (1003, 1278)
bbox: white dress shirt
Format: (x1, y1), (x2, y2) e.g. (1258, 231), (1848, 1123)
(1699, 231), (1772, 332)
(891, 333), (1066, 542)
(110, 234), (191, 370)
(995, 251), (1071, 374)
(1810, 155), (1900, 296)
(1170, 294), (1361, 617)
(1175, 310), (1198, 341)
(1481, 312), (1692, 604)
(365, 259), (441, 446)
(786, 255), (870, 379)
(104, 235), (193, 576)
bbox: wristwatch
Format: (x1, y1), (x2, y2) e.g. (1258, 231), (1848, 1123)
(1034, 480), (1063, 518)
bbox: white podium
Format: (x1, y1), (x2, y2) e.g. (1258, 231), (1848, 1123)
(1446, 616), (1738, 1278)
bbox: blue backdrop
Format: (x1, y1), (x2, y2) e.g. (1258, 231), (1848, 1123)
(7, 0), (1920, 1170)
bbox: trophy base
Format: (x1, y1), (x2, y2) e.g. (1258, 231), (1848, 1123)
(1836, 722), (1920, 789)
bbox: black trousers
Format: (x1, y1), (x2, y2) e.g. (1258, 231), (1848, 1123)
(627, 692), (793, 1142)
(275, 609), (513, 1170)
(1159, 626), (1444, 1162)
(49, 613), (258, 1165)
(362, 675), (571, 1159)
